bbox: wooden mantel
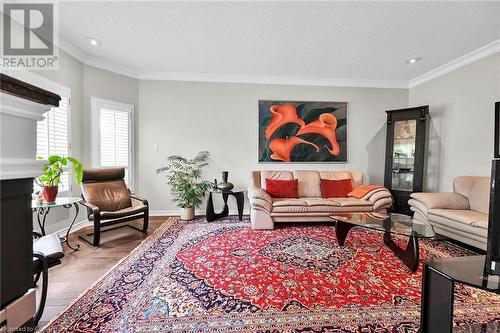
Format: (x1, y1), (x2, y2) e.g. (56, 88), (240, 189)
(1, 74), (60, 107)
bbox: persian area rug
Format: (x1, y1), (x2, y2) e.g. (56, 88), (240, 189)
(41, 217), (500, 333)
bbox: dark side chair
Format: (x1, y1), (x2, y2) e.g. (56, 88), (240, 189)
(33, 232), (64, 326)
(79, 167), (149, 246)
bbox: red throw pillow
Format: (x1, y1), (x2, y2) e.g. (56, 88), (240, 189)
(265, 178), (298, 198)
(321, 178), (353, 198)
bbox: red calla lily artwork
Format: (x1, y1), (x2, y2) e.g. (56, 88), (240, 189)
(265, 104), (305, 140)
(259, 101), (347, 162)
(269, 137), (319, 162)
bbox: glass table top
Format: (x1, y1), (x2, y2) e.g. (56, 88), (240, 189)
(32, 196), (82, 209)
(208, 187), (245, 193)
(427, 255), (500, 294)
(330, 212), (436, 238)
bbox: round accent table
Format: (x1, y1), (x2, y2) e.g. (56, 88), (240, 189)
(206, 188), (245, 222)
(32, 196), (82, 251)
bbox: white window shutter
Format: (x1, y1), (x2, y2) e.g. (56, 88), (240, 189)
(36, 96), (70, 191)
(96, 104), (132, 186)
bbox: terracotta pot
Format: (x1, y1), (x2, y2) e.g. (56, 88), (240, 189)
(180, 207), (195, 220)
(41, 186), (58, 203)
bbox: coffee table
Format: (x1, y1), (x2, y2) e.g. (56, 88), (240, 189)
(330, 212), (436, 272)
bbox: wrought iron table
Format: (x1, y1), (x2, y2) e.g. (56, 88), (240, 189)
(32, 197), (82, 251)
(206, 188), (245, 222)
(330, 212), (436, 272)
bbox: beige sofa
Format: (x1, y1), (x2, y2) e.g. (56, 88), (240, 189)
(408, 176), (490, 250)
(248, 170), (393, 229)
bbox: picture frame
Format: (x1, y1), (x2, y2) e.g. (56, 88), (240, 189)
(258, 100), (348, 163)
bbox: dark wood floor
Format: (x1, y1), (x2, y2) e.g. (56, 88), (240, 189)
(36, 216), (170, 329)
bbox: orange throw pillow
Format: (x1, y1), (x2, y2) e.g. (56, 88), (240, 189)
(321, 178), (353, 198)
(265, 178), (298, 198)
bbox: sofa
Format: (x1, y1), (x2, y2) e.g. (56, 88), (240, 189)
(408, 176), (490, 250)
(248, 170), (393, 229)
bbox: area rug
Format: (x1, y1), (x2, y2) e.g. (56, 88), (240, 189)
(41, 216), (500, 332)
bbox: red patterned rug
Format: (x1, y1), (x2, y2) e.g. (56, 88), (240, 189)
(42, 217), (500, 332)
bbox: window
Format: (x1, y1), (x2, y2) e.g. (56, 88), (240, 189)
(91, 97), (134, 189)
(36, 95), (71, 193)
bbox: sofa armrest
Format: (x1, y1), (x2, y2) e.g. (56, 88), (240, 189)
(248, 186), (272, 204)
(409, 192), (470, 211)
(130, 194), (149, 207)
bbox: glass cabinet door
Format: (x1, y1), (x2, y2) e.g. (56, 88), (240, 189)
(391, 120), (416, 191)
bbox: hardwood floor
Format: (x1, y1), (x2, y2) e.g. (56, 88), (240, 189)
(36, 216), (170, 329)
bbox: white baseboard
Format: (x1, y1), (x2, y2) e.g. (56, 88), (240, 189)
(54, 220), (91, 237)
(150, 209), (250, 217)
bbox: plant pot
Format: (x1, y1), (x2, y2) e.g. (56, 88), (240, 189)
(41, 186), (58, 203)
(180, 207), (195, 220)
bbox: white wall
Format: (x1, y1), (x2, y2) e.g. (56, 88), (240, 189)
(409, 52), (500, 192)
(137, 80), (408, 212)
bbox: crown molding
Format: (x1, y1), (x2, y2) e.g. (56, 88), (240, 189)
(409, 39), (500, 88)
(54, 33), (499, 89)
(85, 56), (140, 79)
(57, 35), (88, 63)
(138, 72), (408, 88)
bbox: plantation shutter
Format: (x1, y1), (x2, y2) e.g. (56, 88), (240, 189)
(36, 96), (70, 191)
(99, 107), (131, 184)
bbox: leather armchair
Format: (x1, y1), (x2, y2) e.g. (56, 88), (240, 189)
(80, 167), (149, 246)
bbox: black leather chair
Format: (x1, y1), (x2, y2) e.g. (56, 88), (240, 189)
(79, 167), (149, 246)
(33, 232), (64, 326)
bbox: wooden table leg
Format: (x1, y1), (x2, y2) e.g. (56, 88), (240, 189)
(383, 232), (420, 272)
(335, 220), (354, 246)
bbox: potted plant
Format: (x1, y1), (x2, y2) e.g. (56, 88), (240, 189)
(156, 151), (212, 220)
(35, 155), (83, 203)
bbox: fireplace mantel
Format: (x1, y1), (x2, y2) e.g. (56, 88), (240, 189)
(0, 74), (61, 180)
(0, 74), (61, 331)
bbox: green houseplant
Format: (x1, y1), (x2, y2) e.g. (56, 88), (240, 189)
(36, 155), (83, 203)
(156, 151), (212, 220)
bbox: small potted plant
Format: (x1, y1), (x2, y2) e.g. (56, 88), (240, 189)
(156, 151), (212, 220)
(36, 155), (83, 203)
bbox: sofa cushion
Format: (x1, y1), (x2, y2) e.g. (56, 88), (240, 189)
(292, 170), (322, 197)
(272, 198), (308, 207)
(453, 176), (490, 214)
(260, 171), (294, 190)
(332, 197), (373, 207)
(265, 179), (298, 198)
(272, 197), (341, 213)
(428, 209), (488, 228)
(320, 171), (363, 188)
(321, 178), (353, 198)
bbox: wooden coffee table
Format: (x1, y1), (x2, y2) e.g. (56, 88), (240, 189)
(330, 212), (436, 272)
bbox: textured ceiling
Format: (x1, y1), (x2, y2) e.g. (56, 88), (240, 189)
(59, 1), (500, 81)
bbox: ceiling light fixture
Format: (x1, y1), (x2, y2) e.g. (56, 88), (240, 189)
(86, 37), (102, 47)
(406, 57), (421, 64)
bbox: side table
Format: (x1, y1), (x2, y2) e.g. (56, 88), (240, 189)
(206, 188), (244, 222)
(420, 255), (500, 332)
(32, 197), (82, 251)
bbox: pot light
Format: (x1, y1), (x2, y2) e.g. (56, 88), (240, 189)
(86, 37), (102, 47)
(406, 57), (421, 64)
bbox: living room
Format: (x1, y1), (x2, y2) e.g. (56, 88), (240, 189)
(1, 1), (499, 332)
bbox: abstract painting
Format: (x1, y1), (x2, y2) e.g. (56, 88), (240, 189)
(259, 100), (347, 162)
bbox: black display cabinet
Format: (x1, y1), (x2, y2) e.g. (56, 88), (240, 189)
(384, 106), (429, 214)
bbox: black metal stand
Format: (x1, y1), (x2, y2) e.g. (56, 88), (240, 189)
(206, 190), (244, 222)
(32, 202), (81, 251)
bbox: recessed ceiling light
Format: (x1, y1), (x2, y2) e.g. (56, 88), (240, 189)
(406, 57), (421, 64)
(86, 37), (102, 47)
